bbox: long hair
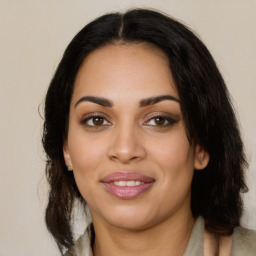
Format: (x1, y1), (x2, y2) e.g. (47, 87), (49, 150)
(42, 8), (247, 253)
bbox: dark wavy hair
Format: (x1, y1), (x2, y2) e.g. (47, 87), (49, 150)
(42, 8), (248, 253)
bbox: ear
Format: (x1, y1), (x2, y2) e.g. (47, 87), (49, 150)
(194, 144), (210, 170)
(63, 139), (72, 166)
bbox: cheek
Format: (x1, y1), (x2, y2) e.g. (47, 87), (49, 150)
(68, 125), (107, 170)
(70, 142), (104, 171)
(149, 129), (195, 197)
(149, 131), (194, 172)
(67, 130), (108, 198)
(69, 142), (103, 204)
(149, 133), (195, 213)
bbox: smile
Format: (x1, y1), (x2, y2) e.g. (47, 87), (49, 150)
(112, 180), (145, 186)
(101, 172), (155, 200)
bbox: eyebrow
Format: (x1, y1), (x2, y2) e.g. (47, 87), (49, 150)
(74, 94), (180, 109)
(74, 96), (113, 108)
(139, 95), (180, 107)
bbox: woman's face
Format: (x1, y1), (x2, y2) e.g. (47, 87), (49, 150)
(64, 43), (208, 230)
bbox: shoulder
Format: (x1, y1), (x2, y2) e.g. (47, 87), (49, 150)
(231, 226), (256, 255)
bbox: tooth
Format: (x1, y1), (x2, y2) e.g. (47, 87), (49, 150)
(114, 181), (126, 186)
(119, 181), (126, 186)
(127, 181), (136, 186)
(113, 180), (145, 186)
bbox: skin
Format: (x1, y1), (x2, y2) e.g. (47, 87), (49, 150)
(63, 43), (209, 256)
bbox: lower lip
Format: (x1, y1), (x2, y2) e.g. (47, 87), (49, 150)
(102, 182), (154, 199)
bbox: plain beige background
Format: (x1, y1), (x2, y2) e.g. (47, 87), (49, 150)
(0, 1), (255, 255)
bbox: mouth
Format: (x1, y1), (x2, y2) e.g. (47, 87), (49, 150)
(101, 172), (155, 200)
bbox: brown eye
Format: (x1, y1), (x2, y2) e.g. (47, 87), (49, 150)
(154, 117), (166, 126)
(81, 115), (111, 127)
(92, 117), (104, 126)
(145, 115), (177, 127)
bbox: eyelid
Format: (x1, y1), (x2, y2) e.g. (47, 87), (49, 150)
(81, 111), (110, 119)
(144, 111), (179, 121)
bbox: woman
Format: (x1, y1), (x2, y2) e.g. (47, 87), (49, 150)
(42, 9), (256, 255)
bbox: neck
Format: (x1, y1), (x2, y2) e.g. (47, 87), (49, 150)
(92, 211), (195, 256)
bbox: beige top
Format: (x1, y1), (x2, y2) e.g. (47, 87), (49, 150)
(65, 217), (256, 256)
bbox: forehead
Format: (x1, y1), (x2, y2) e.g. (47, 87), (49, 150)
(72, 43), (178, 104)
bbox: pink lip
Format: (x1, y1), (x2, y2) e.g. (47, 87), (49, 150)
(101, 172), (155, 200)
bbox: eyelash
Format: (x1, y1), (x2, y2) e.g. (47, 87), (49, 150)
(80, 113), (178, 129)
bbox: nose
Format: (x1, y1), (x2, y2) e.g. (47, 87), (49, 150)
(107, 124), (146, 164)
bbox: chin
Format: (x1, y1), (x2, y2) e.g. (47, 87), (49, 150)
(97, 204), (161, 231)
(108, 217), (154, 231)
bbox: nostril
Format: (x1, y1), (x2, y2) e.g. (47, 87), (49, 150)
(107, 131), (146, 163)
(108, 149), (145, 164)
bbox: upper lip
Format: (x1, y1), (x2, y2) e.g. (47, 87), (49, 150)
(101, 172), (155, 183)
